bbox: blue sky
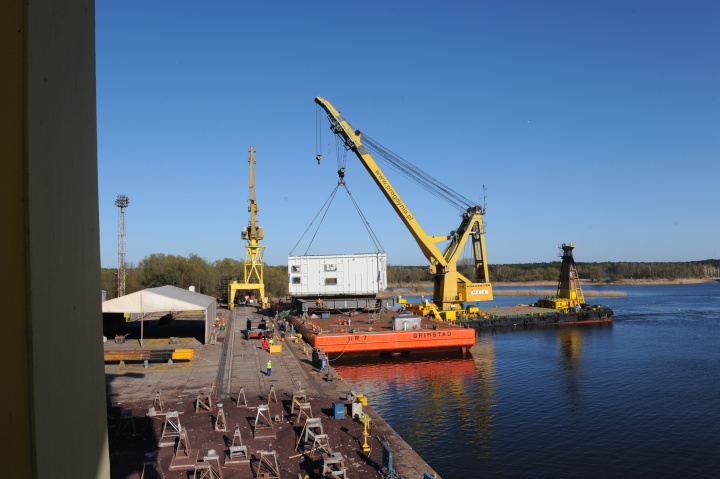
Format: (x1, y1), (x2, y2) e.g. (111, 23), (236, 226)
(96, 1), (719, 268)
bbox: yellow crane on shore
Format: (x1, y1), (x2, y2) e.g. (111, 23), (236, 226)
(315, 97), (492, 320)
(228, 146), (269, 310)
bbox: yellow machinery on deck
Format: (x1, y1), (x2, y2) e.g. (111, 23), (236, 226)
(228, 146), (270, 310)
(537, 243), (586, 311)
(315, 97), (492, 320)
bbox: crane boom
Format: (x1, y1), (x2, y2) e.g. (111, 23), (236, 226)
(314, 97), (445, 265)
(315, 97), (492, 317)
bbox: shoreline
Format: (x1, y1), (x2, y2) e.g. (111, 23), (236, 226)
(378, 278), (716, 298)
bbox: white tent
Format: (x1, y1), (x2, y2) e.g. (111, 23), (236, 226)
(102, 285), (217, 344)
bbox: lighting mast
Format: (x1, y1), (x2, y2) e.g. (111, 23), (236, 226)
(115, 194), (130, 297)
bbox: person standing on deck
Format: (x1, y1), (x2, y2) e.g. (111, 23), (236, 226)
(266, 360), (272, 376)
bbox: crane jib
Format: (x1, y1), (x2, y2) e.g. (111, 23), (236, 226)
(314, 96), (494, 315)
(374, 169), (414, 221)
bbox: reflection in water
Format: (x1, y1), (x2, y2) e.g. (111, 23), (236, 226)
(557, 328), (585, 407)
(467, 337), (497, 457)
(329, 284), (720, 477)
(332, 338), (498, 462)
(554, 323), (612, 408)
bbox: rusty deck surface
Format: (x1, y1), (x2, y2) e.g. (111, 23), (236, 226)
(105, 304), (440, 479)
(291, 307), (461, 334)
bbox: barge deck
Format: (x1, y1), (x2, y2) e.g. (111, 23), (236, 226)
(288, 309), (476, 358)
(459, 304), (614, 330)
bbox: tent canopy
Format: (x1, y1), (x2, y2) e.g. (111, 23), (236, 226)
(102, 285), (215, 313)
(102, 285), (217, 344)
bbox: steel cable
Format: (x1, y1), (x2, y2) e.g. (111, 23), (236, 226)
(288, 184), (341, 256)
(342, 183), (385, 253)
(361, 134), (476, 212)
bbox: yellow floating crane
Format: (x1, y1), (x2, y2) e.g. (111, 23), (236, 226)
(315, 97), (492, 320)
(228, 146), (270, 310)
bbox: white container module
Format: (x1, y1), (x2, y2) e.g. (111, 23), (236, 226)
(288, 253), (387, 296)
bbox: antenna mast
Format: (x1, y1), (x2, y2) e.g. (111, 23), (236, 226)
(115, 195), (130, 297)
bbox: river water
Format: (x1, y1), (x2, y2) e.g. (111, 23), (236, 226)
(332, 282), (720, 478)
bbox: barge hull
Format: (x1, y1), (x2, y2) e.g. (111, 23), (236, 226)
(461, 307), (614, 330)
(289, 315), (475, 358)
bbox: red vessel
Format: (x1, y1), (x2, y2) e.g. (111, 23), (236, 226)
(288, 311), (476, 358)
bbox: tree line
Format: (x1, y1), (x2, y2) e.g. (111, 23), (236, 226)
(101, 253), (289, 300)
(102, 254), (720, 301)
(390, 260), (720, 284)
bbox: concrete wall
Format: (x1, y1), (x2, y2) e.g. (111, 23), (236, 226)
(1, 0), (111, 477)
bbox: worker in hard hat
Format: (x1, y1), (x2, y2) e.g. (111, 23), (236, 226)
(266, 360), (272, 376)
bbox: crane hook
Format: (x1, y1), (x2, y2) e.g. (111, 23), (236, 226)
(316, 155), (322, 165)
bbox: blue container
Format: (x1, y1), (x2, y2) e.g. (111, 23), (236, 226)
(332, 402), (345, 420)
(321, 313), (329, 319)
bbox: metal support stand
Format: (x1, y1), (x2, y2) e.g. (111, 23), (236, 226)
(215, 403), (227, 432)
(302, 417), (324, 445)
(225, 423), (250, 465)
(176, 428), (191, 457)
(321, 452), (348, 479)
(140, 452), (164, 478)
(297, 403), (313, 423)
(290, 390), (306, 414)
(117, 409), (136, 436)
(231, 424), (243, 446)
(254, 450), (280, 479)
(253, 404), (274, 438)
(193, 455), (223, 479)
(268, 384), (277, 403)
(236, 386), (248, 408)
(152, 390), (164, 413)
(196, 390), (213, 413)
(309, 434), (331, 457)
(169, 428), (199, 471)
(159, 411), (182, 447)
(226, 444), (249, 466)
